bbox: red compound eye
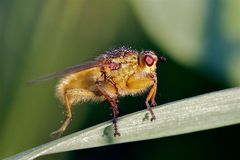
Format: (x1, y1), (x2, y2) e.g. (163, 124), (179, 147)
(144, 55), (154, 66)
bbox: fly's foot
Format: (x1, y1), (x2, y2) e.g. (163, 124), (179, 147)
(50, 129), (64, 139)
(150, 115), (156, 121)
(146, 101), (156, 121)
(114, 130), (121, 137)
(50, 117), (71, 139)
(151, 100), (157, 107)
(113, 119), (121, 137)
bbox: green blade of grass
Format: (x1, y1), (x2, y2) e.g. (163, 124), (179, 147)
(5, 87), (240, 160)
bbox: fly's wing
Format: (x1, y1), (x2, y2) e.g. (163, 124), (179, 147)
(29, 47), (138, 84)
(28, 61), (98, 83)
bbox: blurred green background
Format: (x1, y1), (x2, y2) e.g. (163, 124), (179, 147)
(1, 0), (240, 159)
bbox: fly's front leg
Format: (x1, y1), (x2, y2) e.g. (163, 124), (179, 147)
(96, 81), (120, 136)
(150, 73), (157, 107)
(146, 72), (157, 121)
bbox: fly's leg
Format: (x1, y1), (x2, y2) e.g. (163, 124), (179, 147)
(96, 81), (120, 136)
(108, 78), (119, 96)
(111, 100), (120, 136)
(146, 73), (157, 121)
(150, 73), (157, 107)
(145, 88), (156, 121)
(51, 93), (72, 138)
(100, 71), (119, 96)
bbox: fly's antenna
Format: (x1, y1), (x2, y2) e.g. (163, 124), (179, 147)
(159, 55), (166, 62)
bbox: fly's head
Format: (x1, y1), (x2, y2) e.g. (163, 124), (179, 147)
(139, 50), (166, 74)
(139, 51), (157, 73)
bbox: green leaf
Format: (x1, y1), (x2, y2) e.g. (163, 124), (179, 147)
(5, 87), (240, 160)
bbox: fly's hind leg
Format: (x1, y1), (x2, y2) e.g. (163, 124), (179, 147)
(52, 88), (97, 138)
(51, 93), (72, 138)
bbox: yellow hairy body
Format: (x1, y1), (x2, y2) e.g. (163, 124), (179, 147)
(56, 53), (155, 105)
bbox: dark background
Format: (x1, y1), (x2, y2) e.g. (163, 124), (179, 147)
(1, 0), (240, 159)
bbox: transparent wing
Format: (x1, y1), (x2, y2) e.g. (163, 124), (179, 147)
(28, 61), (98, 83)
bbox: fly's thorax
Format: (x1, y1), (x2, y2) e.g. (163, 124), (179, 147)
(102, 53), (139, 80)
(104, 61), (138, 83)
